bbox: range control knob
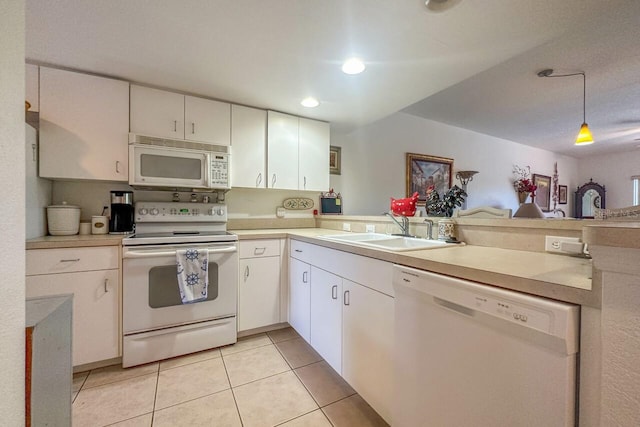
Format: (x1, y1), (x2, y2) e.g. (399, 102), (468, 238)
(208, 208), (216, 216)
(217, 208), (225, 216)
(138, 208), (148, 215)
(150, 208), (159, 216)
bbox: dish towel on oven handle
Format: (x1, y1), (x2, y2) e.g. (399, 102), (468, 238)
(176, 248), (209, 304)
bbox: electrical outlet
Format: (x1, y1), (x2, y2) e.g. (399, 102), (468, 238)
(365, 224), (375, 233)
(342, 223), (351, 231)
(545, 236), (581, 253)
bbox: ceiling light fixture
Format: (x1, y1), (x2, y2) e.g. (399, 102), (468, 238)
(424, 0), (462, 12)
(341, 58), (365, 75)
(301, 97), (319, 108)
(537, 68), (594, 146)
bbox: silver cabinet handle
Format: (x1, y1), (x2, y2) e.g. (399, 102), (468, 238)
(32, 144), (37, 162)
(256, 173), (262, 187)
(104, 278), (109, 293)
(302, 271), (308, 284)
(60, 259), (80, 263)
(304, 176), (307, 189)
(294, 249), (302, 253)
(173, 120), (177, 132)
(116, 160), (121, 174)
(244, 265), (249, 281)
(343, 290), (350, 306)
(192, 122), (195, 134)
(332, 285), (337, 300)
(271, 174), (277, 187)
(254, 247), (266, 255)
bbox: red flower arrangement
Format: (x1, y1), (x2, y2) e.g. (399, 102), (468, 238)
(513, 165), (537, 197)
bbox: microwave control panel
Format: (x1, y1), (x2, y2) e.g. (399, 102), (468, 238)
(210, 154), (229, 187)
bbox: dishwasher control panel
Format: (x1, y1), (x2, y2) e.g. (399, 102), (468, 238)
(471, 292), (552, 333)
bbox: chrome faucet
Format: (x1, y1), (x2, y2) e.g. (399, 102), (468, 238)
(423, 219), (434, 240)
(384, 212), (411, 237)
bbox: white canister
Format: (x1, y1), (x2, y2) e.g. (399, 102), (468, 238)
(91, 216), (109, 235)
(47, 202), (81, 235)
(79, 222), (91, 235)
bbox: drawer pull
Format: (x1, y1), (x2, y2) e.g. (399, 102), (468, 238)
(302, 271), (308, 284)
(254, 247), (266, 255)
(104, 278), (109, 293)
(332, 285), (337, 300)
(244, 265), (250, 281)
(60, 258), (80, 263)
(256, 173), (262, 187)
(343, 290), (350, 306)
(294, 249), (302, 253)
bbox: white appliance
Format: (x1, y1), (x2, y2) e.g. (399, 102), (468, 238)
(121, 202), (238, 368)
(128, 133), (230, 190)
(393, 265), (579, 427)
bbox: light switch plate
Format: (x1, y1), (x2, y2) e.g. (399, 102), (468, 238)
(276, 207), (285, 218)
(342, 223), (351, 231)
(366, 224), (376, 233)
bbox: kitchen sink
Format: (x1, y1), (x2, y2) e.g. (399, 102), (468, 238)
(319, 233), (459, 252)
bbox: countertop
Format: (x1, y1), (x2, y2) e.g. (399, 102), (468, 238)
(27, 228), (596, 306)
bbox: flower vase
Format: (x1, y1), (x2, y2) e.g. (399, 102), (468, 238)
(437, 218), (455, 241)
(517, 192), (530, 204)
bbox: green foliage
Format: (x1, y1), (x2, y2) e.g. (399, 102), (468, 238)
(426, 185), (467, 217)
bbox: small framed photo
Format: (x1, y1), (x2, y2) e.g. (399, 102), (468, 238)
(329, 146), (341, 175)
(533, 174), (552, 211)
(558, 185), (568, 205)
(406, 153), (454, 205)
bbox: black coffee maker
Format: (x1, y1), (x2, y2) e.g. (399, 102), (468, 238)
(109, 191), (135, 234)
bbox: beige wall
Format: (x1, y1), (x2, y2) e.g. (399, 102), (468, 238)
(0, 0), (26, 423)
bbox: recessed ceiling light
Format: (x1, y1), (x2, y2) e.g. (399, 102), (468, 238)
(341, 58), (365, 75)
(301, 97), (319, 108)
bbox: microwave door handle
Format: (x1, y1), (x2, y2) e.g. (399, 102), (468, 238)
(123, 246), (237, 259)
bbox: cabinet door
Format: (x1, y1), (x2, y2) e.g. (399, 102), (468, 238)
(310, 267), (342, 373)
(267, 111), (299, 190)
(39, 67), (129, 181)
(289, 257), (311, 342)
(130, 85), (184, 139)
(231, 105), (267, 188)
(26, 269), (120, 367)
(238, 257), (281, 331)
(298, 118), (330, 191)
(185, 96), (230, 145)
(342, 280), (394, 424)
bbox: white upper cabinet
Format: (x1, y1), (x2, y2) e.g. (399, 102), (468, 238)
(39, 67), (129, 181)
(130, 85), (184, 139)
(130, 85), (231, 145)
(299, 118), (330, 191)
(267, 111), (300, 190)
(184, 95), (230, 145)
(267, 111), (330, 191)
(231, 105), (267, 188)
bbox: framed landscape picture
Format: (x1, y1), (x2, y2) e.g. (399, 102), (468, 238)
(558, 185), (568, 205)
(329, 146), (341, 175)
(533, 174), (552, 211)
(406, 153), (453, 205)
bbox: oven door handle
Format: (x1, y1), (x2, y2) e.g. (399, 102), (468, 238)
(123, 246), (237, 259)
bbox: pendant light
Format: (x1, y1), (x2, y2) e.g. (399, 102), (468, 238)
(537, 68), (594, 146)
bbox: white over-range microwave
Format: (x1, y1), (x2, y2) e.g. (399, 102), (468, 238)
(128, 134), (230, 190)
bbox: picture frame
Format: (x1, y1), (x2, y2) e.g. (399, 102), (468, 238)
(533, 174), (552, 212)
(558, 185), (568, 205)
(329, 146), (341, 175)
(406, 153), (453, 205)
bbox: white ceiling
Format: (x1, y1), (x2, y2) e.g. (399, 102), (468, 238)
(26, 0), (637, 157)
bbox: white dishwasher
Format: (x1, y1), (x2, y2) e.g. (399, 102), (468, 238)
(392, 265), (579, 427)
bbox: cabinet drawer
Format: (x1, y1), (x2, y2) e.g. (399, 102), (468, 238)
(26, 247), (119, 275)
(239, 239), (280, 259)
(290, 239), (315, 264)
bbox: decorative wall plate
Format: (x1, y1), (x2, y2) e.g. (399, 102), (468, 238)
(283, 197), (314, 210)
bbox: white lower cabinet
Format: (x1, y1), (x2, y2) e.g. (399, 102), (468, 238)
(310, 267), (342, 373)
(289, 239), (393, 424)
(289, 257), (311, 343)
(25, 250), (120, 367)
(342, 279), (394, 423)
(238, 239), (283, 332)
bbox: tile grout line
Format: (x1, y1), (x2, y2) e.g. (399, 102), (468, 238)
(221, 350), (245, 427)
(78, 363), (160, 391)
(150, 362), (160, 426)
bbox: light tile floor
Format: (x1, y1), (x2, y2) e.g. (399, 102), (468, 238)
(72, 328), (389, 426)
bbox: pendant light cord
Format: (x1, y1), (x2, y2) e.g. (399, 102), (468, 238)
(540, 71), (586, 123)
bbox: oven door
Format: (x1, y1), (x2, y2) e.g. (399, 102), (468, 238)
(129, 144), (210, 189)
(122, 242), (238, 334)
